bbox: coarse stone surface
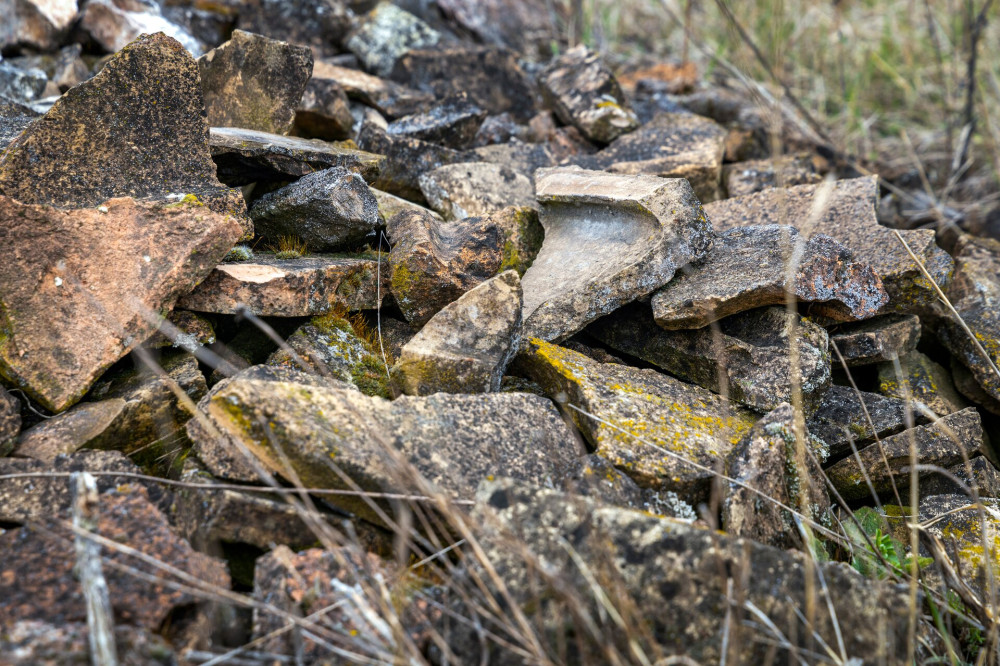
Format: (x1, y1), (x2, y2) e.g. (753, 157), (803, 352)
(805, 385), (915, 459)
(722, 403), (831, 549)
(472, 141), (558, 180)
(434, 0), (560, 60)
(919, 494), (1000, 589)
(198, 29), (313, 135)
(312, 59), (433, 119)
(591, 304), (831, 413)
(826, 407), (984, 500)
(0, 97), (39, 152)
(952, 358), (1000, 416)
(386, 95), (486, 149)
(877, 350), (969, 419)
(0, 195), (241, 413)
(357, 122), (469, 203)
(80, 0), (204, 55)
(419, 162), (534, 220)
(0, 62), (47, 103)
(294, 77), (354, 140)
(918, 456), (1000, 498)
(721, 154), (821, 198)
(705, 177), (954, 314)
(522, 167), (712, 343)
(517, 339), (757, 500)
(0, 387), (19, 457)
(0, 0), (78, 51)
(829, 313), (921, 366)
(14, 399), (127, 462)
(540, 45), (638, 144)
(203, 372), (582, 524)
(178, 252), (384, 317)
(346, 3), (441, 78)
(391, 270), (522, 396)
(235, 0), (352, 59)
(249, 167), (381, 251)
(491, 206), (545, 277)
(387, 209), (503, 327)
(209, 126), (383, 186)
(651, 225), (888, 330)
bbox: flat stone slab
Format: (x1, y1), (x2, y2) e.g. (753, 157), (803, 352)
(826, 407), (984, 500)
(521, 167), (712, 343)
(312, 59), (433, 119)
(177, 252), (385, 317)
(704, 177), (954, 314)
(590, 303), (830, 413)
(391, 270), (522, 396)
(805, 385), (916, 459)
(0, 195), (241, 412)
(877, 350), (968, 419)
(517, 339), (757, 500)
(419, 162), (535, 220)
(209, 126), (384, 186)
(651, 225), (888, 330)
(386, 95), (486, 149)
(829, 313), (921, 366)
(198, 29), (313, 135)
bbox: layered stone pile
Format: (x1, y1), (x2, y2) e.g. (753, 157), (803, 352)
(1, 1), (999, 663)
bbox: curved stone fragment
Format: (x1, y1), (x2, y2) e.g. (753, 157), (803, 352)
(177, 252), (385, 317)
(516, 339), (757, 500)
(522, 167), (712, 343)
(391, 270), (522, 396)
(590, 303), (830, 413)
(198, 29), (314, 135)
(704, 177), (954, 314)
(877, 350), (968, 419)
(419, 162), (535, 220)
(828, 313), (921, 366)
(826, 407), (984, 500)
(651, 225), (888, 330)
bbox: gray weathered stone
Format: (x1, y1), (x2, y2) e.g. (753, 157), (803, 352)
(829, 313), (921, 366)
(590, 304), (830, 413)
(877, 350), (968, 419)
(651, 225), (888, 330)
(249, 167), (381, 251)
(386, 95), (486, 149)
(144, 310), (216, 351)
(419, 162), (534, 220)
(357, 121), (469, 203)
(312, 59), (433, 119)
(492, 206), (545, 277)
(0, 622), (174, 665)
(517, 339), (757, 500)
(0, 387), (19, 457)
(806, 385), (916, 459)
(826, 407), (984, 500)
(346, 3), (441, 78)
(522, 167), (712, 343)
(198, 29), (313, 135)
(14, 399), (127, 462)
(6, 44), (88, 95)
(472, 141), (558, 180)
(540, 45), (638, 144)
(434, 0), (560, 61)
(236, 0), (352, 59)
(919, 494), (1000, 590)
(178, 252), (385, 317)
(391, 270), (522, 396)
(372, 187), (443, 223)
(721, 154), (821, 198)
(0, 97), (39, 152)
(0, 0), (78, 52)
(952, 358), (1000, 416)
(80, 0), (205, 55)
(0, 62), (47, 103)
(918, 456), (1000, 498)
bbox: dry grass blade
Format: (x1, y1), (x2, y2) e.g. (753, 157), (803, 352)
(72, 471), (118, 666)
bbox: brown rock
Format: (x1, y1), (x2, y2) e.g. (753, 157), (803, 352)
(144, 310), (216, 351)
(198, 29), (314, 135)
(805, 385), (918, 459)
(386, 94), (486, 149)
(0, 0), (78, 51)
(357, 121), (469, 203)
(14, 399), (127, 462)
(651, 225), (889, 330)
(523, 167), (712, 343)
(178, 252), (385, 317)
(829, 313), (921, 366)
(705, 177), (954, 314)
(721, 154), (821, 198)
(0, 621), (175, 665)
(419, 162), (535, 220)
(0, 195), (241, 412)
(0, 387), (19, 456)
(294, 77), (354, 140)
(540, 45), (639, 144)
(387, 209), (503, 327)
(312, 59), (434, 119)
(877, 350), (968, 419)
(80, 0), (205, 55)
(235, 0), (352, 59)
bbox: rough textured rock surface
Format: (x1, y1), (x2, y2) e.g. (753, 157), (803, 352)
(357, 122), (468, 203)
(722, 404), (831, 548)
(919, 494), (1000, 589)
(198, 29), (313, 135)
(918, 456), (1000, 498)
(178, 252), (384, 316)
(387, 209), (503, 327)
(202, 372), (582, 524)
(372, 187), (443, 223)
(450, 480), (912, 664)
(0, 61), (47, 103)
(721, 154), (820, 198)
(312, 59), (433, 119)
(591, 304), (831, 413)
(346, 3), (441, 78)
(540, 45), (639, 144)
(517, 339), (757, 499)
(0, 0), (78, 52)
(434, 0), (560, 60)
(0, 485), (229, 631)
(14, 398), (127, 461)
(878, 350), (969, 418)
(0, 195), (241, 412)
(705, 177), (954, 314)
(0, 33), (228, 208)
(0, 97), (39, 152)
(651, 225), (889, 330)
(805, 385), (914, 459)
(419, 162), (535, 220)
(235, 0), (352, 59)
(522, 167), (712, 343)
(386, 95), (486, 149)
(249, 167), (381, 251)
(391, 270), (522, 396)
(953, 358), (1000, 415)
(0, 621), (175, 665)
(209, 126), (383, 186)
(0, 387), (19, 457)
(294, 77), (354, 140)
(829, 313), (921, 366)
(80, 0), (204, 56)
(826, 407), (984, 500)
(491, 205), (545, 276)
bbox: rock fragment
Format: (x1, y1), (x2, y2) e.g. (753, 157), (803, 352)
(346, 3), (441, 78)
(372, 187), (443, 223)
(0, 61), (47, 103)
(80, 0), (205, 55)
(651, 225), (888, 330)
(294, 77), (354, 140)
(805, 386), (915, 459)
(540, 45), (639, 144)
(826, 407), (984, 500)
(522, 167), (712, 343)
(517, 339), (757, 499)
(828, 313), (921, 366)
(419, 162), (534, 220)
(721, 154), (821, 198)
(386, 95), (486, 149)
(14, 399), (127, 461)
(918, 457), (1000, 498)
(0, 97), (39, 151)
(0, 388), (19, 457)
(198, 29), (314, 135)
(387, 209), (503, 327)
(919, 494), (1000, 588)
(392, 271), (522, 396)
(357, 122), (469, 203)
(0, 0), (78, 51)
(877, 350), (968, 418)
(952, 359), (1000, 416)
(312, 59), (433, 119)
(178, 252), (384, 317)
(236, 0), (352, 59)
(590, 304), (831, 413)
(492, 205), (545, 276)
(435, 0), (560, 60)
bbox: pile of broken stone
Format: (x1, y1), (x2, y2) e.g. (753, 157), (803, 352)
(2, 0), (1000, 663)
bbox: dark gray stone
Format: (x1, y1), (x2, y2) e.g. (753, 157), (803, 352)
(829, 313), (921, 366)
(386, 95), (486, 149)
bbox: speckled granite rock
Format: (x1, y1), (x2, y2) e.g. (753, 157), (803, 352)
(0, 97), (39, 152)
(312, 59), (433, 119)
(236, 0), (352, 59)
(522, 167), (712, 343)
(517, 339), (757, 500)
(651, 225), (888, 330)
(419, 162), (534, 220)
(828, 313), (921, 366)
(877, 350), (968, 418)
(346, 3), (441, 78)
(0, 387), (19, 457)
(198, 29), (313, 135)
(952, 358), (1000, 415)
(591, 304), (830, 413)
(392, 270), (522, 396)
(0, 0), (78, 52)
(386, 95), (486, 149)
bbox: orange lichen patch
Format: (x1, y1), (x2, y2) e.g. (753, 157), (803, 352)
(617, 61), (699, 93)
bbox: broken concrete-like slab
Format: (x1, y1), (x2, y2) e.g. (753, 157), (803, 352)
(391, 270), (522, 396)
(521, 167), (712, 343)
(651, 225), (888, 330)
(419, 162), (535, 220)
(828, 313), (921, 366)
